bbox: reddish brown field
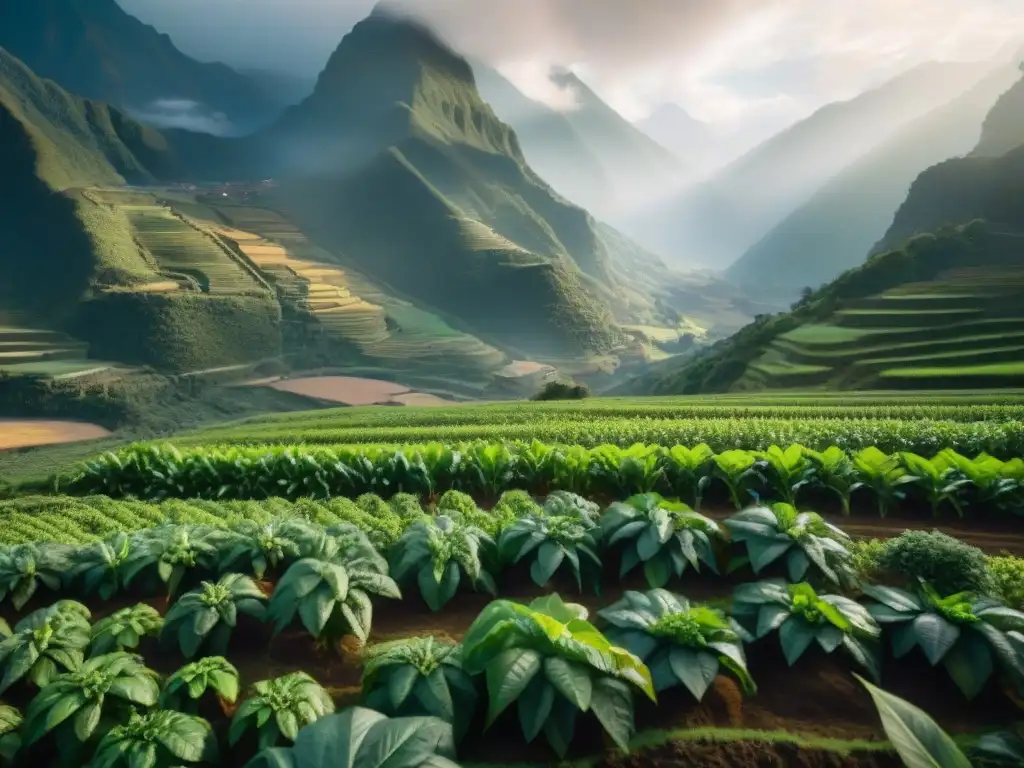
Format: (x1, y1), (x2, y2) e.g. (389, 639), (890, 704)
(267, 376), (456, 406)
(0, 419), (111, 450)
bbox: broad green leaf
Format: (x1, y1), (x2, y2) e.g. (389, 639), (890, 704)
(485, 649), (541, 726)
(855, 674), (971, 768)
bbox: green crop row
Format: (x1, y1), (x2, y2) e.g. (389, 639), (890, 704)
(174, 415), (1024, 456)
(68, 442), (1024, 518)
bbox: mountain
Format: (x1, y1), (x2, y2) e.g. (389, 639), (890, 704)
(725, 61), (1021, 303)
(0, 0), (279, 130)
(470, 61), (613, 215)
(614, 221), (1024, 394)
(242, 11), (701, 359)
(876, 71), (1024, 252)
(635, 103), (715, 167)
(472, 63), (687, 219)
(627, 61), (994, 268)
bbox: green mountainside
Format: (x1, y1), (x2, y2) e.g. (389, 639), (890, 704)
(616, 221), (1024, 394)
(0, 48), (280, 374)
(254, 11), (695, 358)
(876, 71), (1024, 252)
(628, 62), (992, 267)
(0, 0), (278, 128)
(726, 62), (1020, 302)
(2, 10), (743, 389)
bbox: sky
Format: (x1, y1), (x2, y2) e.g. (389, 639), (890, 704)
(119, 0), (1024, 137)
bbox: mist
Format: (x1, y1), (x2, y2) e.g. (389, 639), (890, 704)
(127, 99), (236, 136)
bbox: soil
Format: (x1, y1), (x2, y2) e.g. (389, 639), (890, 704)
(598, 740), (902, 768)
(0, 419), (111, 450)
(266, 376), (456, 407)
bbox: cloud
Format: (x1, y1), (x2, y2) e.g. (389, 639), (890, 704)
(128, 99), (235, 136)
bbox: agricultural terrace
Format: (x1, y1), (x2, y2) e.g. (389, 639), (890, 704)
(123, 205), (266, 295)
(745, 263), (1024, 390)
(2, 389), (1023, 766)
(0, 326), (110, 378)
(213, 206), (506, 382)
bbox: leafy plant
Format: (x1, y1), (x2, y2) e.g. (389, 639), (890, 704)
(361, 636), (477, 741)
(864, 581), (1024, 699)
(460, 594), (655, 757)
(243, 707), (460, 768)
(711, 450), (766, 510)
(732, 580), (881, 680)
(90, 603), (163, 656)
(758, 445), (815, 505)
(489, 490), (543, 533)
(852, 447), (918, 517)
(854, 673), (971, 768)
(0, 705), (21, 763)
(597, 589), (755, 699)
(988, 555), (1024, 610)
(0, 542), (69, 609)
(807, 447), (862, 516)
(160, 656), (240, 713)
(161, 574), (267, 659)
(229, 672), (335, 751)
(90, 709), (219, 767)
(123, 525), (225, 597)
(21, 652), (160, 753)
(724, 503), (854, 585)
(898, 452), (972, 517)
(977, 726), (1024, 765)
(68, 533), (136, 600)
(388, 493), (430, 526)
(459, 443), (514, 498)
(542, 491), (600, 525)
(935, 450), (1024, 513)
(876, 531), (991, 596)
(219, 519), (304, 579)
(0, 601), (91, 694)
(266, 552), (400, 647)
(497, 515), (602, 592)
(600, 493), (720, 588)
(663, 444), (714, 508)
(588, 445), (665, 496)
(390, 516), (496, 611)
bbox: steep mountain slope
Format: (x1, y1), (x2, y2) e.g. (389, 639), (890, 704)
(628, 61), (993, 268)
(0, 0), (278, 129)
(470, 61), (613, 215)
(876, 71), (1024, 252)
(727, 62), (1020, 302)
(0, 48), (177, 314)
(252, 11), (691, 358)
(616, 221), (1024, 394)
(547, 70), (688, 206)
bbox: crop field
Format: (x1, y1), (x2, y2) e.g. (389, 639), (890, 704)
(124, 205), (266, 295)
(0, 386), (1021, 766)
(160, 393), (1024, 456)
(745, 266), (1024, 390)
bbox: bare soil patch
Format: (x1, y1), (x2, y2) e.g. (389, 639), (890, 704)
(267, 376), (455, 407)
(0, 419), (111, 450)
(498, 360), (554, 377)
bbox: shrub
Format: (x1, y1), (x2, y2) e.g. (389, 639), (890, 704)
(877, 531), (991, 596)
(532, 380), (590, 401)
(988, 555), (1024, 610)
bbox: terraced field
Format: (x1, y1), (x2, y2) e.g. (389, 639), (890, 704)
(0, 326), (111, 378)
(744, 266), (1024, 390)
(212, 206), (507, 381)
(123, 205), (266, 295)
